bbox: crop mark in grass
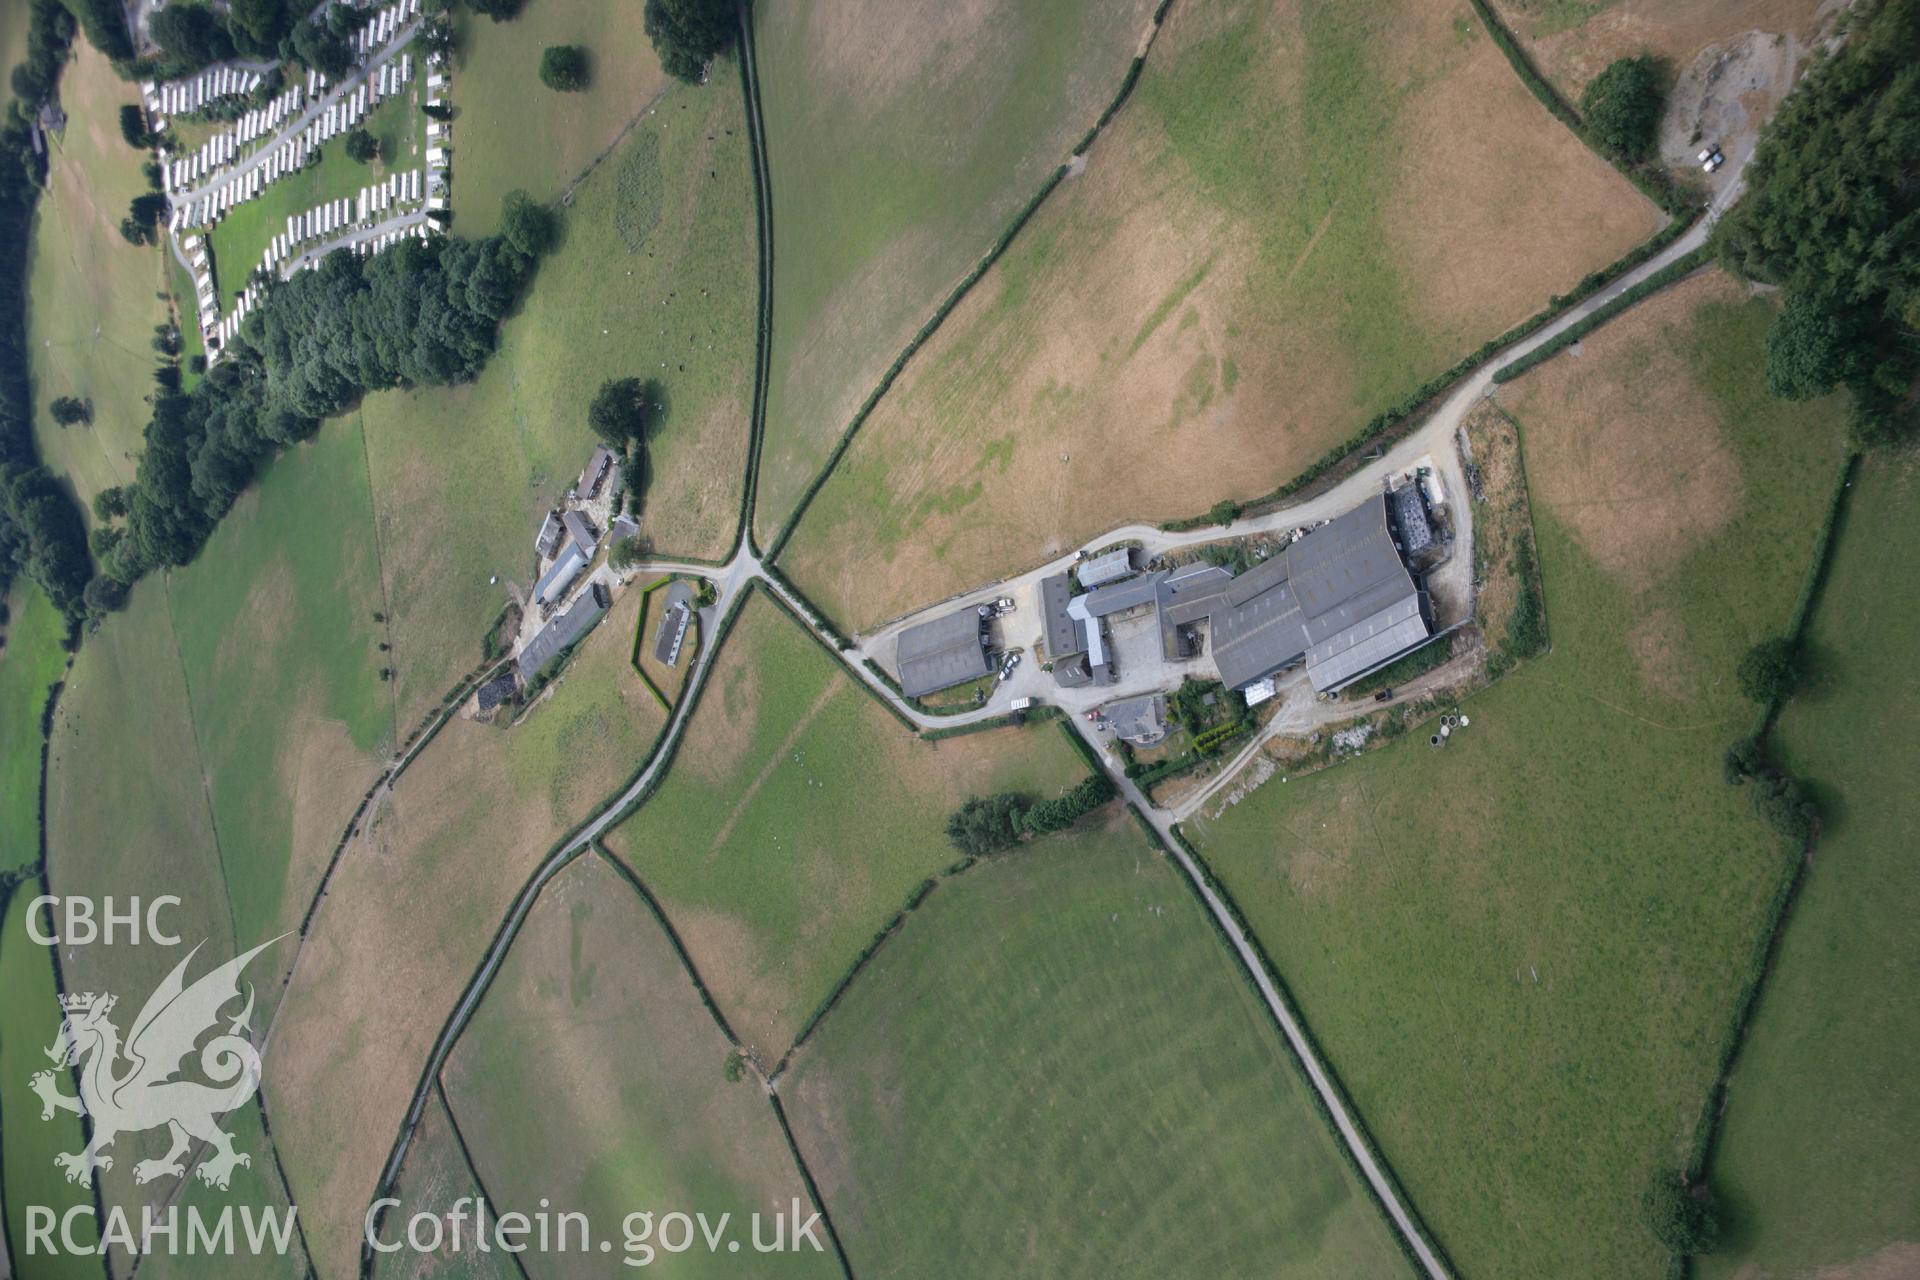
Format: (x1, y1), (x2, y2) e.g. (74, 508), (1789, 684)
(1127, 255), (1213, 356)
(1284, 198), (1341, 288)
(705, 676), (847, 858)
(1502, 670), (1726, 734)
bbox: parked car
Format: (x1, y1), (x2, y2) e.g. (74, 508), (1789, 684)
(995, 597), (1015, 613)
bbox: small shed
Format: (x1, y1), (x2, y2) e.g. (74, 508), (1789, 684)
(1076, 547), (1135, 589)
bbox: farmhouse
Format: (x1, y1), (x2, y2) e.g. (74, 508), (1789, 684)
(1103, 693), (1168, 746)
(651, 581), (696, 668)
(894, 608), (992, 698)
(517, 584), (610, 683)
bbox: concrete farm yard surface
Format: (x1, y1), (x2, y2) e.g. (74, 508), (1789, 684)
(1182, 273), (1852, 1278)
(779, 0), (1662, 634)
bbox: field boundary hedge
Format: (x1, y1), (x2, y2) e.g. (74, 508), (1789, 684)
(761, 0), (1186, 566)
(1678, 450), (1861, 1275)
(918, 705), (1061, 741)
(1463, 0), (1690, 216)
(1163, 823), (1460, 1279)
(363, 590), (757, 1277)
(432, 1081), (536, 1280)
(592, 836), (856, 1279)
(772, 770), (1118, 1080)
(755, 583), (918, 733)
(593, 841), (746, 1049)
(628, 575), (691, 711)
(1492, 247), (1714, 382)
(9, 659), (115, 1280)
(735, 6), (776, 554)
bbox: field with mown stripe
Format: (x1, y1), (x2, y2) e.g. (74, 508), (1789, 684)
(783, 811), (1412, 1278)
(750, 0), (1161, 544)
(1183, 272), (1851, 1279)
(40, 575), (276, 1273)
(604, 594), (1088, 1059)
(780, 0), (1661, 633)
(363, 74), (754, 727)
(1698, 453), (1920, 1280)
(445, 853), (840, 1279)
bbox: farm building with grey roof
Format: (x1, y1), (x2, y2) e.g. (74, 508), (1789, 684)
(1208, 492), (1432, 694)
(517, 584), (611, 683)
(894, 608), (992, 697)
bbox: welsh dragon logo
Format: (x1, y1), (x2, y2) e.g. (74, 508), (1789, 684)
(32, 937), (280, 1191)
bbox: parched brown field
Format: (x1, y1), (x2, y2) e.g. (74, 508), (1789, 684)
(780, 0), (1662, 634)
(750, 0), (1162, 544)
(604, 596), (1090, 1058)
(1488, 0), (1829, 100)
(264, 597), (667, 1277)
(1499, 268), (1781, 707)
(443, 854), (838, 1279)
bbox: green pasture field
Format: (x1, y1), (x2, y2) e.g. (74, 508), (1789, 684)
(782, 811), (1412, 1278)
(167, 248), (206, 382)
(603, 594), (1088, 1058)
(206, 79), (427, 307)
(0, 2), (29, 110)
(778, 0), (1660, 633)
(0, 892), (99, 1279)
(28, 44), (174, 514)
(1182, 283), (1850, 1278)
(750, 0), (1160, 543)
(449, 0), (668, 236)
(265, 592), (668, 1277)
(136, 1099), (306, 1280)
(39, 576), (256, 1271)
(445, 854), (839, 1280)
(1699, 455), (1920, 1279)
(0, 588), (64, 873)
(371, 1091), (522, 1280)
(361, 77), (753, 726)
(165, 421), (393, 956)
